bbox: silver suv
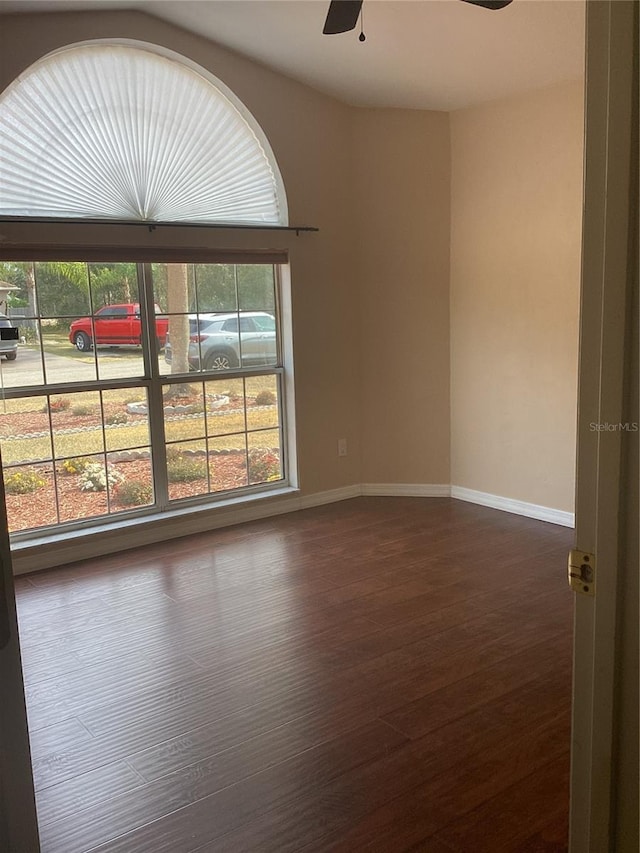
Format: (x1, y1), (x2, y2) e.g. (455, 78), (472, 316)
(0, 314), (18, 361)
(164, 311), (277, 371)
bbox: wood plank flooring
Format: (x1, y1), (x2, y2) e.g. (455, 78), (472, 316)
(14, 497), (574, 852)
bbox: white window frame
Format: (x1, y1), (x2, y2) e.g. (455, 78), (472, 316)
(0, 252), (297, 548)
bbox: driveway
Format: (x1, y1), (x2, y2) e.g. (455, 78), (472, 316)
(0, 345), (170, 391)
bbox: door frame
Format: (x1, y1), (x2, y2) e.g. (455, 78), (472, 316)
(570, 1), (637, 850)
(0, 466), (40, 851)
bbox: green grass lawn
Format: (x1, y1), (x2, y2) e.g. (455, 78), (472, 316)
(37, 330), (95, 363)
(0, 406), (279, 465)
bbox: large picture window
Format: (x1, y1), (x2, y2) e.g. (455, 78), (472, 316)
(0, 259), (288, 536)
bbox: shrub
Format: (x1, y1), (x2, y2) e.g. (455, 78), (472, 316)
(115, 480), (153, 506)
(106, 411), (128, 425)
(254, 390), (276, 406)
(163, 383), (198, 402)
(247, 449), (280, 483)
(4, 469), (47, 494)
(71, 405), (93, 417)
(21, 327), (38, 343)
(166, 449), (207, 483)
(46, 397), (71, 413)
(79, 463), (124, 492)
(60, 457), (92, 476)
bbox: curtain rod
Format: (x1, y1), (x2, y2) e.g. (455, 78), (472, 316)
(0, 217), (319, 236)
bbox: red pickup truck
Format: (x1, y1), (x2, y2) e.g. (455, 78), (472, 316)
(69, 304), (169, 352)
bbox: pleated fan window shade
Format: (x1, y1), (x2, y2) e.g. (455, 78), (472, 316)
(0, 44), (286, 225)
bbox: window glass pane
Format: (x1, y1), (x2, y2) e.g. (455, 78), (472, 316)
(69, 263), (144, 379)
(4, 463), (57, 532)
(41, 321), (97, 384)
(194, 264), (237, 312)
(88, 264), (139, 311)
(50, 391), (103, 459)
(237, 311), (278, 369)
(0, 325), (44, 389)
(163, 313), (193, 376)
(208, 435), (247, 493)
(154, 265), (197, 376)
(0, 396), (52, 465)
(103, 389), (150, 452)
(35, 262), (91, 317)
(237, 265), (276, 313)
(247, 429), (282, 485)
(245, 376), (279, 430)
(67, 314), (97, 358)
(56, 454), (109, 524)
(163, 383), (205, 443)
(152, 263), (195, 313)
(110, 451), (154, 513)
(166, 440), (209, 501)
(0, 261), (39, 317)
(84, 264), (144, 380)
(204, 379), (245, 437)
(95, 344), (144, 382)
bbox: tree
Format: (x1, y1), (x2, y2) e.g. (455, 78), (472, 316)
(88, 263), (137, 306)
(236, 265), (276, 312)
(31, 262), (90, 319)
(193, 264), (236, 311)
(166, 264), (191, 397)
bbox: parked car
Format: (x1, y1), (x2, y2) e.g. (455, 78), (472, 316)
(69, 304), (169, 351)
(0, 314), (18, 360)
(164, 312), (277, 371)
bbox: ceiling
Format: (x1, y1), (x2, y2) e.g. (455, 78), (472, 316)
(1, 0), (585, 111)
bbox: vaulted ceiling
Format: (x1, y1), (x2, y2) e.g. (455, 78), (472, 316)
(0, 0), (585, 110)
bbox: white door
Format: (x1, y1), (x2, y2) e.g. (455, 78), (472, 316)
(570, 1), (637, 850)
(0, 471), (40, 851)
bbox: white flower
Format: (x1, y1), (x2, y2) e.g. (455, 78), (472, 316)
(79, 463), (124, 492)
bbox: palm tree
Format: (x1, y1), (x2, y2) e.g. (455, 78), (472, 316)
(165, 264), (191, 397)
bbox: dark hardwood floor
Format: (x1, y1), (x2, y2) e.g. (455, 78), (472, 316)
(14, 497), (574, 852)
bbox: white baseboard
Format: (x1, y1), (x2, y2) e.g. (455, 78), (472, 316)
(450, 485), (575, 528)
(299, 484), (361, 508)
(361, 483), (451, 497)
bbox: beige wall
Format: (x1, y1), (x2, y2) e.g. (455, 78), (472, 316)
(353, 109), (451, 485)
(450, 82), (584, 512)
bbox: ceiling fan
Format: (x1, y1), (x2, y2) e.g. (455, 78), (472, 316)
(323, 0), (513, 36)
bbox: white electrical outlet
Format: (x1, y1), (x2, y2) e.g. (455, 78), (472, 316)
(338, 438), (347, 457)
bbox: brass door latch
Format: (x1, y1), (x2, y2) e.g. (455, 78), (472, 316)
(568, 549), (596, 596)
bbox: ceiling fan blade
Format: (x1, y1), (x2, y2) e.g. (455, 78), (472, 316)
(323, 0), (363, 35)
(459, 0), (513, 8)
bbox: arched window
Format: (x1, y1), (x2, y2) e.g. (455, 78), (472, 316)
(0, 42), (287, 225)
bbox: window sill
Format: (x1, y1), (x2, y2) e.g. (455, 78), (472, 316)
(11, 485), (301, 575)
